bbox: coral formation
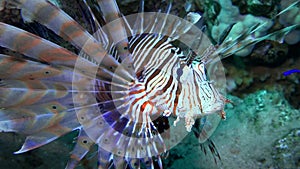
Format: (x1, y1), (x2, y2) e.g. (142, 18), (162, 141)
(232, 0), (279, 17)
(201, 0), (299, 57)
(223, 40), (300, 109)
(250, 40), (289, 66)
(207, 0), (274, 56)
(279, 0), (300, 44)
(272, 128), (300, 168)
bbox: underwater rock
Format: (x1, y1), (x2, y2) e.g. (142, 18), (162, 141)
(284, 82), (300, 109)
(0, 2), (22, 24)
(246, 0), (276, 17)
(272, 128), (300, 169)
(165, 90), (300, 168)
(250, 40), (289, 66)
(224, 63), (254, 93)
(232, 0), (278, 18)
(222, 41), (299, 107)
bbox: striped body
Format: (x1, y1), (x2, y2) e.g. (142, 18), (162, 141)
(103, 33), (226, 132)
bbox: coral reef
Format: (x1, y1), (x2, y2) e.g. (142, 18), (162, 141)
(204, 0), (274, 56)
(250, 40), (289, 66)
(199, 0), (299, 58)
(223, 41), (300, 109)
(232, 0), (279, 17)
(272, 128), (300, 168)
(279, 0), (300, 45)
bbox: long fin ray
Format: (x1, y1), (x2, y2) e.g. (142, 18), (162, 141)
(9, 0), (134, 80)
(13, 111), (80, 154)
(98, 0), (136, 78)
(97, 147), (113, 169)
(213, 0), (300, 60)
(0, 54), (79, 82)
(0, 23), (133, 83)
(0, 79), (75, 107)
(216, 24), (300, 59)
(66, 129), (94, 169)
(0, 108), (79, 134)
(0, 22), (79, 68)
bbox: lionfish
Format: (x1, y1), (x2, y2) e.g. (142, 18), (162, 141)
(0, 0), (298, 168)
